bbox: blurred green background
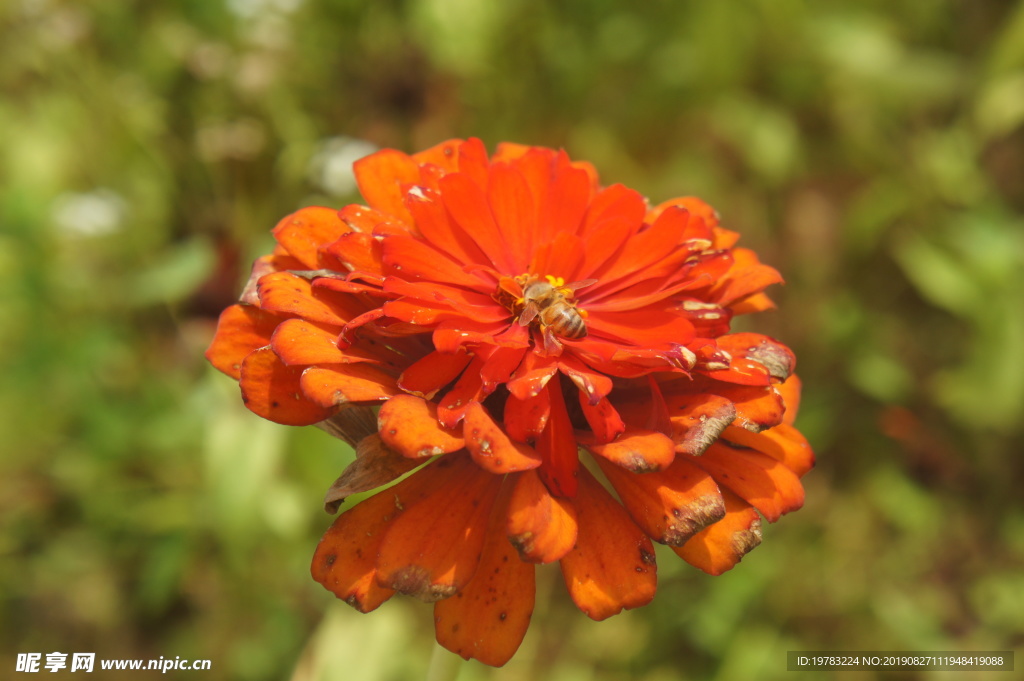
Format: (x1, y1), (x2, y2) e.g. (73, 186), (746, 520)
(2, 0), (1023, 679)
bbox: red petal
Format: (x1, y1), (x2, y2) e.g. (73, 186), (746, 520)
(506, 469), (578, 563)
(300, 363), (399, 407)
(405, 187), (488, 269)
(376, 453), (503, 601)
(503, 391), (550, 443)
(271, 206), (351, 270)
(239, 347), (334, 425)
(596, 454), (726, 546)
(398, 350), (473, 400)
(580, 183), (646, 239)
(439, 173), (517, 273)
(381, 234), (489, 290)
(536, 383), (579, 498)
(584, 429), (676, 473)
(559, 469), (657, 620)
(437, 358), (490, 428)
(577, 395), (625, 443)
(434, 483), (535, 667)
(558, 354), (613, 404)
(487, 163), (536, 272)
(536, 153), (591, 243)
(479, 346), (528, 391)
(673, 489), (761, 576)
(378, 394), (465, 459)
(585, 308), (695, 347)
(411, 138), (463, 171)
(689, 442), (805, 522)
(463, 402), (542, 474)
(507, 353), (558, 400)
(206, 304), (286, 379)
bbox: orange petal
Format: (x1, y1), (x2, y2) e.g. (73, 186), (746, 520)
(434, 483), (535, 667)
(503, 391), (550, 443)
(664, 392), (737, 456)
(376, 454), (503, 601)
(578, 394), (626, 443)
(239, 347), (334, 425)
(271, 206), (351, 270)
(206, 304), (285, 379)
(377, 394), (465, 459)
(311, 489), (399, 613)
(730, 292), (776, 315)
(436, 358), (489, 428)
(689, 442), (805, 522)
(723, 423), (815, 477)
(312, 452), (449, 612)
(463, 402), (542, 474)
(559, 469), (657, 620)
(710, 248), (784, 306)
(353, 148), (420, 223)
(320, 231), (384, 277)
(536, 382), (579, 498)
(506, 470), (578, 563)
(257, 271), (363, 326)
(777, 374), (803, 424)
(584, 429), (676, 473)
(596, 455), (726, 546)
(673, 489), (762, 576)
(322, 433), (422, 512)
(300, 363), (399, 407)
(270, 318), (345, 365)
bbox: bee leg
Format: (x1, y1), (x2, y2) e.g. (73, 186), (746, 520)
(542, 326), (562, 355)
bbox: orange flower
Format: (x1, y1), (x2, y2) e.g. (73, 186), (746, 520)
(206, 138), (814, 666)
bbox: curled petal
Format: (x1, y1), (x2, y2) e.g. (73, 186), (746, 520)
(437, 358), (491, 428)
(506, 469), (578, 563)
(584, 429), (676, 473)
(240, 347), (334, 425)
(434, 482), (535, 667)
(376, 453), (503, 601)
(778, 374), (803, 424)
(596, 455), (726, 546)
(378, 394), (465, 459)
(559, 468), (657, 620)
(536, 382), (579, 498)
(673, 489), (761, 576)
(206, 305), (285, 379)
(716, 332), (795, 382)
(578, 395), (626, 444)
(675, 397), (737, 456)
(463, 402), (541, 474)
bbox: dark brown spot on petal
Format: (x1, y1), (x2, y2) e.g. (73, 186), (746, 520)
(387, 565), (458, 602)
(662, 493), (728, 546)
(324, 554), (337, 566)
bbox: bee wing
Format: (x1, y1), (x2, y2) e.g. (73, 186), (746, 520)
(519, 301), (540, 326)
(565, 278), (598, 292)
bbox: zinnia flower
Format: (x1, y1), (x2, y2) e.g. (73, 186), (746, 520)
(206, 138), (813, 666)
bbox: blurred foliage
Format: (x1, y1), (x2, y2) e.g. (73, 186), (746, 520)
(2, 0), (1023, 679)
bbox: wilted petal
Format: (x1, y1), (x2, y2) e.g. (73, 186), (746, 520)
(322, 434), (422, 512)
(673, 489), (762, 576)
(689, 442), (805, 522)
(584, 429), (676, 473)
(597, 455), (726, 546)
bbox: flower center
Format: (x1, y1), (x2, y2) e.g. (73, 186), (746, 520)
(495, 274), (592, 340)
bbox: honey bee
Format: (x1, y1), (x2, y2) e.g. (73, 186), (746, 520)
(517, 275), (596, 340)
